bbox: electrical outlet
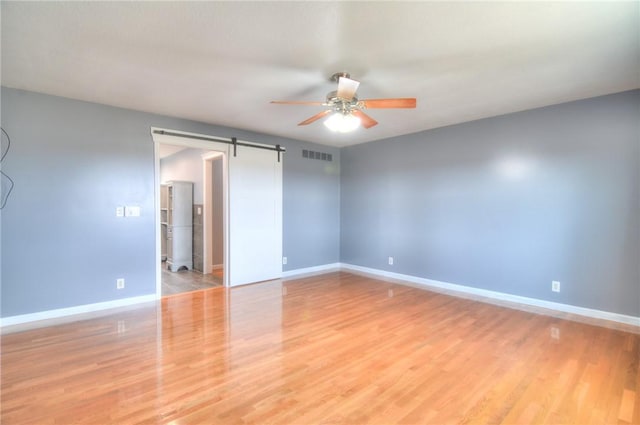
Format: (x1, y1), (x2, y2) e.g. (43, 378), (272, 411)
(388, 256), (394, 265)
(116, 206), (124, 217)
(550, 326), (560, 340)
(552, 280), (560, 292)
(116, 278), (125, 289)
(282, 257), (287, 265)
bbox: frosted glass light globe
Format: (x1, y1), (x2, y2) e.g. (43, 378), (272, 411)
(323, 112), (361, 133)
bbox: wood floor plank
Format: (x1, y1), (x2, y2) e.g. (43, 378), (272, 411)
(1, 271), (638, 424)
(619, 389), (636, 423)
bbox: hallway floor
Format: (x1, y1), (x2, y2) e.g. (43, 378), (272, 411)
(161, 264), (223, 296)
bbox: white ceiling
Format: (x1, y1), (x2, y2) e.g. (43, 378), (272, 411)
(2, 2), (638, 147)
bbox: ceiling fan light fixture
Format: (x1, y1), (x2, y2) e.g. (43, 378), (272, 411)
(323, 112), (361, 133)
(271, 72), (415, 131)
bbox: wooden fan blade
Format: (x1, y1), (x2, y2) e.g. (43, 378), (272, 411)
(298, 110), (332, 126)
(336, 77), (360, 101)
(352, 110), (378, 129)
(361, 98), (417, 109)
(271, 100), (325, 105)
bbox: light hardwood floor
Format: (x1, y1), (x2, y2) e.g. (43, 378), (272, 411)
(1, 272), (638, 424)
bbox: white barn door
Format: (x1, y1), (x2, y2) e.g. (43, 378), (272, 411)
(228, 145), (282, 286)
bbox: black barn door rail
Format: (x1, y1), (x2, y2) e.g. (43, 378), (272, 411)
(153, 129), (286, 162)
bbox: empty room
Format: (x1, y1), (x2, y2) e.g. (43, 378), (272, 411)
(1, 2), (638, 424)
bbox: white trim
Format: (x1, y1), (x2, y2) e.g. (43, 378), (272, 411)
(203, 156), (213, 275)
(153, 140), (161, 297)
(202, 152), (224, 160)
(340, 263), (640, 328)
(211, 264), (223, 270)
(0, 294), (157, 327)
(282, 263), (341, 278)
(4, 264), (636, 330)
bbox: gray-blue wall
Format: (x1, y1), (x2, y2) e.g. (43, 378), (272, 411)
(1, 87), (341, 317)
(2, 87), (638, 319)
(283, 141), (341, 270)
(341, 90), (640, 316)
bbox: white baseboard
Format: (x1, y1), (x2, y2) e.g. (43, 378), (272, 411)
(4, 265), (636, 331)
(340, 263), (640, 328)
(283, 262), (341, 278)
(1, 294), (158, 328)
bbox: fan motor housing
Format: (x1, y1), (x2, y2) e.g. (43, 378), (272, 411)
(326, 90), (359, 112)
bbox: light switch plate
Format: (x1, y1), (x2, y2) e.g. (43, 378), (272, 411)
(125, 206), (141, 217)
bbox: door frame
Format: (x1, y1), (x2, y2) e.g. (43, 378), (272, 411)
(202, 151), (224, 276)
(153, 129), (231, 297)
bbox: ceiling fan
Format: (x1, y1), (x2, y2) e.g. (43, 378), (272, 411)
(271, 72), (417, 132)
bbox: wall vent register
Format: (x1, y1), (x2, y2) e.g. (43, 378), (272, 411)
(302, 149), (332, 162)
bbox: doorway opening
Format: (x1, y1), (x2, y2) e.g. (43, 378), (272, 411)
(153, 134), (229, 297)
(158, 147), (226, 296)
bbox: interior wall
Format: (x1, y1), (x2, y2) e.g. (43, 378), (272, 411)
(160, 148), (206, 203)
(7, 85), (635, 320)
(282, 141), (341, 270)
(0, 87), (341, 318)
(341, 90), (640, 317)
